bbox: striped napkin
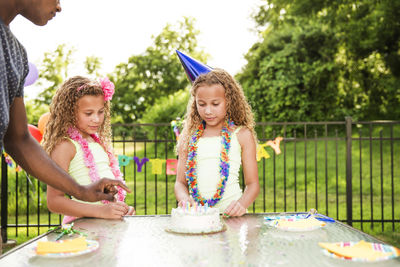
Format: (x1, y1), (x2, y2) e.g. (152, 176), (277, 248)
(319, 240), (399, 262)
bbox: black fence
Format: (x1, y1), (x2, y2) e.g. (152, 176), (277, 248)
(1, 118), (399, 242)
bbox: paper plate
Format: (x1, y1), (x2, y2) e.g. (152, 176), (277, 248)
(321, 241), (400, 262)
(165, 223), (227, 235)
(265, 217), (325, 232)
(33, 239), (99, 258)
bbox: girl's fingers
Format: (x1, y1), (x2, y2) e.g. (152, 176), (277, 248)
(113, 209), (125, 218)
(230, 204), (241, 217)
(229, 201), (245, 217)
(114, 201), (129, 213)
(223, 201), (236, 217)
(126, 206), (135, 215)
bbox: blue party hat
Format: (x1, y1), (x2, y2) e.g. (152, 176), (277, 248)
(176, 50), (213, 84)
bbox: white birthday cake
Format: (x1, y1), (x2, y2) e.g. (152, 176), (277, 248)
(169, 205), (223, 234)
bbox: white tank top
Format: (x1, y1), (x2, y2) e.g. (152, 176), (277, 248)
(195, 127), (242, 212)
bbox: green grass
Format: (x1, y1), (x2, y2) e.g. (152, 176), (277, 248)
(2, 123), (400, 249)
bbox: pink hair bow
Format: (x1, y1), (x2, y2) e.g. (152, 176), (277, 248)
(99, 77), (115, 101)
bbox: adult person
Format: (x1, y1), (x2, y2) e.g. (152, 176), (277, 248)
(0, 1), (130, 206)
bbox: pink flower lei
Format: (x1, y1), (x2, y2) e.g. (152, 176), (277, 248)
(67, 127), (126, 204)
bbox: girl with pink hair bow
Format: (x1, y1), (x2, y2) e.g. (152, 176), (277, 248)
(42, 76), (135, 223)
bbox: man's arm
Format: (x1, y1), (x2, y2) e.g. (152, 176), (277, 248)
(3, 97), (130, 201)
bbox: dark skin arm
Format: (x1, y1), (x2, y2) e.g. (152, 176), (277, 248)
(3, 97), (131, 202)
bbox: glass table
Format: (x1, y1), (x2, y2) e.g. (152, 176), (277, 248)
(0, 213), (399, 266)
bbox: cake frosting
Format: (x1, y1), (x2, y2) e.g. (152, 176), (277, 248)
(169, 205), (222, 234)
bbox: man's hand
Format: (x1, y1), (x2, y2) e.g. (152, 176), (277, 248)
(76, 178), (131, 202)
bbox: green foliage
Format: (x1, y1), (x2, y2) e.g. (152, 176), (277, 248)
(34, 44), (75, 106)
(139, 89), (189, 124)
(84, 56), (102, 76)
(239, 0), (400, 121)
(138, 89), (189, 145)
(24, 100), (49, 125)
(110, 17), (207, 123)
(238, 23), (340, 122)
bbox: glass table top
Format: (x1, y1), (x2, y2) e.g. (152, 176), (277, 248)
(1, 213), (399, 267)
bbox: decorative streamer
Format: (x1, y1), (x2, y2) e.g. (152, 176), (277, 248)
(170, 120), (181, 140)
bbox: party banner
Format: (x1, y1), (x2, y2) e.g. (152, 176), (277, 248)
(3, 135), (283, 174)
(256, 137), (283, 161)
(166, 159), (178, 175)
(149, 159), (166, 175)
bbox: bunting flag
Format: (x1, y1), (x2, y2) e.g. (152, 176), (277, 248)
(256, 143), (270, 161)
(166, 159), (178, 175)
(266, 136), (283, 154)
(256, 137), (283, 161)
(3, 136), (283, 175)
(2, 151), (22, 172)
(170, 120), (181, 141)
(118, 155), (132, 167)
(133, 156), (149, 172)
(149, 159), (166, 175)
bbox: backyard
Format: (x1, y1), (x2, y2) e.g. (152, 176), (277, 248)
(1, 120), (399, 251)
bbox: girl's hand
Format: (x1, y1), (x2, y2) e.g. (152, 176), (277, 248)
(126, 206), (135, 215)
(99, 201), (129, 220)
(223, 200), (246, 217)
(178, 196), (196, 208)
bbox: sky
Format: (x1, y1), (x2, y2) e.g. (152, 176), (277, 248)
(11, 0), (262, 99)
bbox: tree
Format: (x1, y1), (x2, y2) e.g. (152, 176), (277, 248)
(25, 100), (49, 125)
(110, 17), (208, 123)
(239, 0), (400, 121)
(84, 56), (102, 77)
(34, 44), (75, 106)
(238, 22), (340, 122)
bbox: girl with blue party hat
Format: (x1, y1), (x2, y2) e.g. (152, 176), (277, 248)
(174, 68), (260, 217)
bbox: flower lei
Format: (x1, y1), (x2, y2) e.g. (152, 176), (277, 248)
(185, 119), (234, 207)
(67, 127), (126, 204)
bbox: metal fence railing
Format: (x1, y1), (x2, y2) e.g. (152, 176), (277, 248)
(1, 118), (399, 242)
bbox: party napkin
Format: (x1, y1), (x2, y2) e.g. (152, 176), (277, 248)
(319, 240), (398, 261)
(276, 217), (326, 228)
(36, 236), (88, 255)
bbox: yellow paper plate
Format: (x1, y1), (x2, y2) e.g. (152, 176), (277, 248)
(33, 239), (99, 258)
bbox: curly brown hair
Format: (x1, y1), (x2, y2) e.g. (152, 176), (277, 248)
(42, 76), (112, 154)
(177, 68), (257, 153)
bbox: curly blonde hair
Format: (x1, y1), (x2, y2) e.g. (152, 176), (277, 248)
(177, 68), (257, 153)
(42, 76), (112, 154)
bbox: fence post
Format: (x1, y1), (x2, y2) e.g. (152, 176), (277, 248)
(345, 117), (353, 226)
(1, 154), (8, 243)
